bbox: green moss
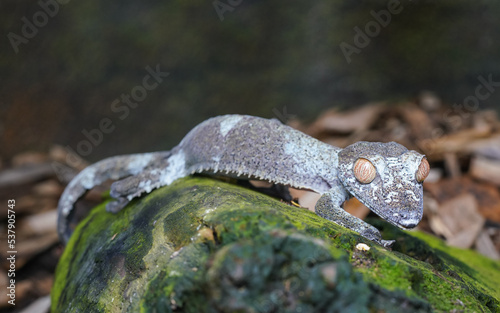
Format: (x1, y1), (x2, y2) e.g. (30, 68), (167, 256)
(52, 177), (500, 313)
(368, 218), (500, 312)
(411, 231), (500, 298)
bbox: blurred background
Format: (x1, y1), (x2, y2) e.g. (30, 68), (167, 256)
(1, 0), (500, 160)
(2, 0), (500, 311)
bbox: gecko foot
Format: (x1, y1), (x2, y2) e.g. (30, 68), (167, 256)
(380, 239), (395, 248)
(359, 228), (394, 248)
(110, 175), (144, 198)
(106, 197), (130, 213)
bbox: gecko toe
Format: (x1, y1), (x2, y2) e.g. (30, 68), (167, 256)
(110, 177), (137, 198)
(106, 197), (130, 213)
(380, 239), (395, 248)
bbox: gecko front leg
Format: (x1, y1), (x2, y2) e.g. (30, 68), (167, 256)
(315, 187), (395, 248)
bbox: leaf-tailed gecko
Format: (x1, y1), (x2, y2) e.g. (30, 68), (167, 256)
(57, 115), (429, 247)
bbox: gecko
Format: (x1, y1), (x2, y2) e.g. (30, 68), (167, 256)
(57, 114), (430, 247)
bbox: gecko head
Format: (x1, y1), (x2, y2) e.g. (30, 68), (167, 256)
(337, 141), (429, 230)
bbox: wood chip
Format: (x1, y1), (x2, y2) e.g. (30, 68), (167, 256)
(32, 180), (64, 197)
(49, 145), (89, 170)
(0, 270), (9, 308)
(306, 104), (383, 137)
(399, 104), (436, 140)
(18, 295), (51, 313)
(19, 210), (57, 236)
(437, 194), (484, 248)
(470, 155), (500, 186)
(50, 161), (79, 184)
(424, 176), (500, 224)
(475, 228), (500, 260)
(0, 163), (55, 188)
(417, 91), (441, 111)
(418, 126), (492, 161)
(472, 144), (500, 160)
(443, 152), (461, 178)
(429, 215), (454, 239)
(424, 168), (443, 183)
(11, 151), (49, 167)
(467, 134), (500, 158)
(473, 110), (500, 130)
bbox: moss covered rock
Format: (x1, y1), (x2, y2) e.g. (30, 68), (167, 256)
(51, 177), (500, 312)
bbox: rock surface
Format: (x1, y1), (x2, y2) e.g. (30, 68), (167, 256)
(51, 177), (500, 312)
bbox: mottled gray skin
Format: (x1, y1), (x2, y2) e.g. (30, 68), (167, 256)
(57, 115), (426, 247)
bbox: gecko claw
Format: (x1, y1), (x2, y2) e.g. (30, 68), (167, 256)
(380, 239), (395, 248)
(106, 197), (130, 213)
(359, 228), (394, 248)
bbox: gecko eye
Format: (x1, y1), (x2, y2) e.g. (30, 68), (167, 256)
(416, 157), (430, 183)
(353, 158), (376, 184)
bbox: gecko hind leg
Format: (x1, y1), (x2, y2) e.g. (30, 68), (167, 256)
(107, 170), (162, 213)
(109, 155), (185, 212)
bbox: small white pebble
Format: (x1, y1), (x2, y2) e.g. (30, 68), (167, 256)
(170, 250), (181, 259)
(355, 243), (370, 251)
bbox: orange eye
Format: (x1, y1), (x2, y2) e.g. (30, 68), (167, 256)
(416, 157), (430, 183)
(353, 158), (376, 184)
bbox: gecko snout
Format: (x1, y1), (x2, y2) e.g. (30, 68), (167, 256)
(402, 221), (417, 228)
(398, 218), (419, 229)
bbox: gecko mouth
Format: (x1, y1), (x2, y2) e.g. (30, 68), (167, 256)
(365, 203), (421, 230)
(387, 217), (420, 230)
(399, 220), (418, 229)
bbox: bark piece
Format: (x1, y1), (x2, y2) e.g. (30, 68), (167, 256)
(443, 152), (461, 178)
(18, 295), (51, 313)
(475, 229), (500, 260)
(399, 104), (436, 140)
(470, 155), (500, 186)
(438, 194), (484, 248)
(33, 180), (64, 197)
(12, 151), (49, 167)
(424, 176), (500, 223)
(418, 126), (492, 161)
(307, 104), (383, 137)
(0, 163), (55, 188)
(19, 210), (57, 236)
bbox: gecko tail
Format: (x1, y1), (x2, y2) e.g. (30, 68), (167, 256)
(57, 151), (171, 244)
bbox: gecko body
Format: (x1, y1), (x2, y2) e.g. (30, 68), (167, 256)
(58, 115), (429, 247)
